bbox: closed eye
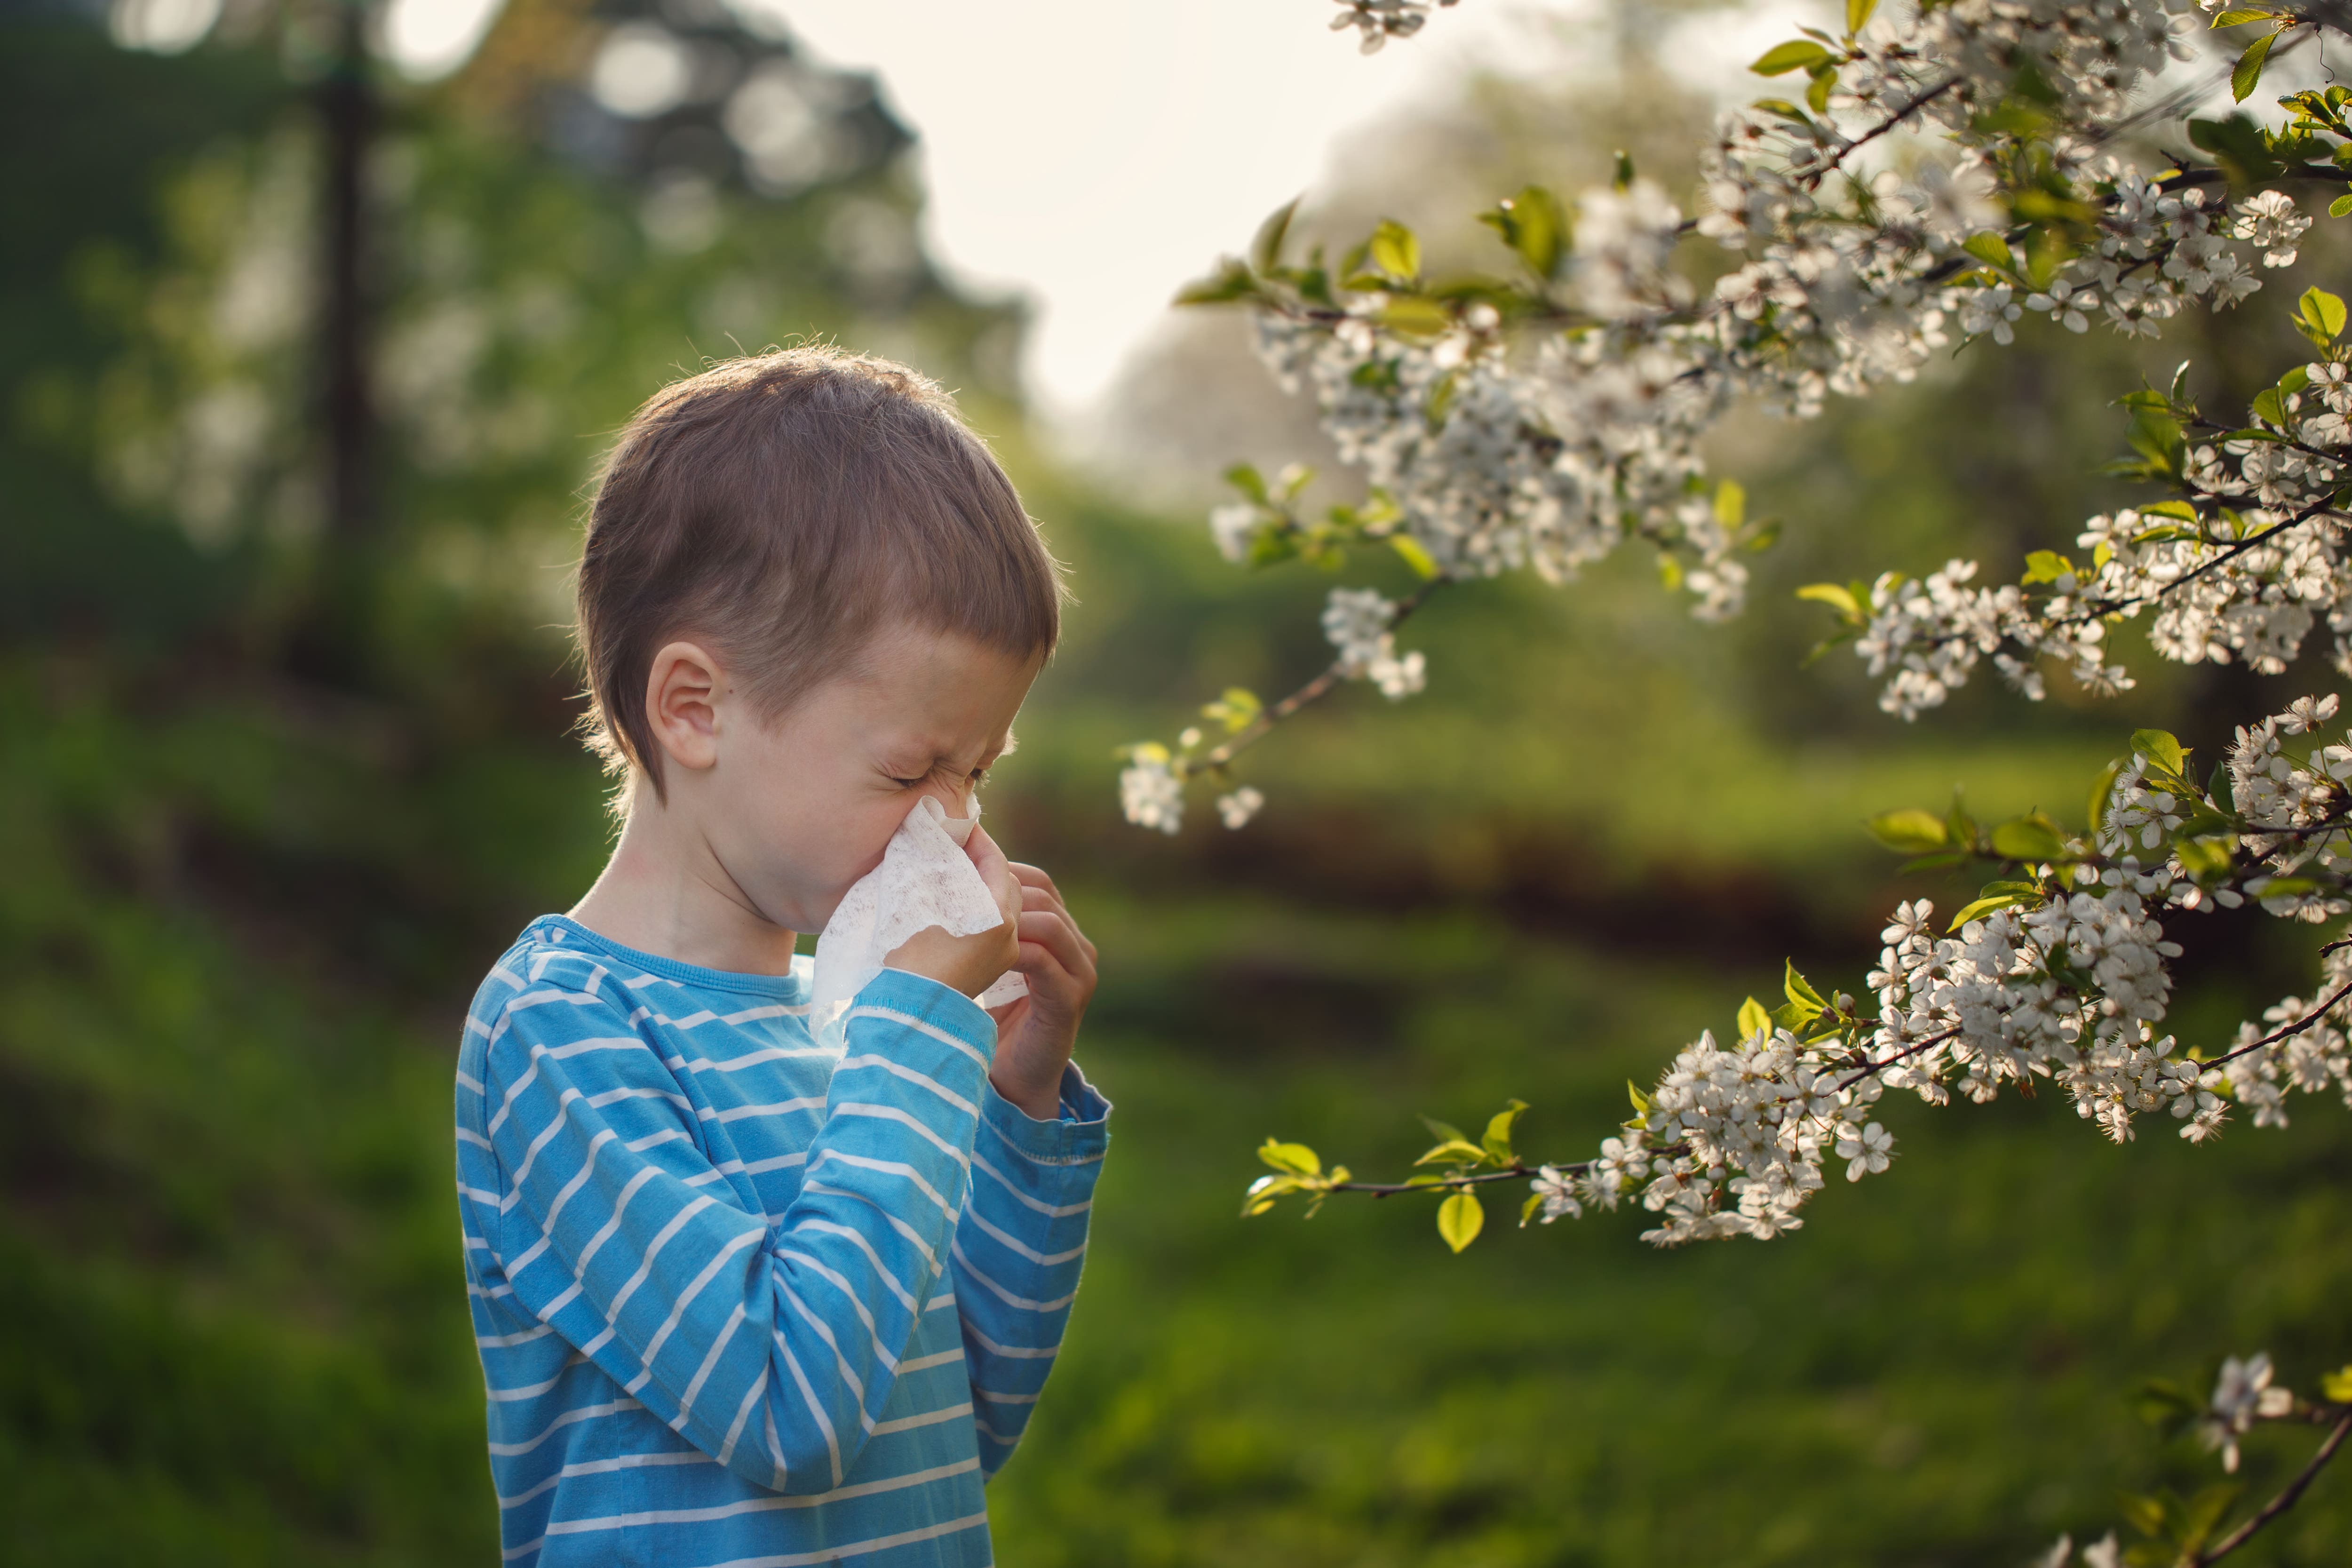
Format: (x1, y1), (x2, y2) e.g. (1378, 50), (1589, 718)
(889, 766), (991, 790)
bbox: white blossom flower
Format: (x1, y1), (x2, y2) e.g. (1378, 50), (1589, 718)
(1215, 786), (1264, 829)
(2201, 1353), (2295, 1472)
(1119, 755), (1184, 835)
(1209, 501), (1260, 563)
(1527, 1165), (1582, 1223)
(2231, 190), (2311, 268)
(1835, 1121), (1894, 1181)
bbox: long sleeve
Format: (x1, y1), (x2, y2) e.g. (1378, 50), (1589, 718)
(481, 963), (995, 1496)
(951, 1063), (1110, 1476)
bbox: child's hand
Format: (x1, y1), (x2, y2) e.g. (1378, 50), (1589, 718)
(980, 852), (1099, 1122)
(884, 827), (1023, 999)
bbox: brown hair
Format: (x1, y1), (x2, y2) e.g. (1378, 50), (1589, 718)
(576, 346), (1062, 802)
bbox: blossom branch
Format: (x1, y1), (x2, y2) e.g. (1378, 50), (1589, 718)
(2193, 1409), (2352, 1566)
(1192, 578), (1445, 774)
(2198, 973), (2352, 1071)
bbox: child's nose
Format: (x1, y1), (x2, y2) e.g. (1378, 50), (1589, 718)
(918, 779), (970, 820)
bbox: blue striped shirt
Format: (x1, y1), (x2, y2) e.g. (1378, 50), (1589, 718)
(453, 915), (1110, 1567)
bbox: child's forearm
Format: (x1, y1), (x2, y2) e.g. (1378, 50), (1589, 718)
(953, 1065), (1111, 1476)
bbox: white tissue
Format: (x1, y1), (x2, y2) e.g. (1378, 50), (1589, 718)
(809, 794), (1029, 1024)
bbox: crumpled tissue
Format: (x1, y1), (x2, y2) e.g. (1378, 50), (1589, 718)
(809, 794), (1028, 1025)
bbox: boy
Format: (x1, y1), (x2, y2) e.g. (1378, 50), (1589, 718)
(453, 348), (1107, 1567)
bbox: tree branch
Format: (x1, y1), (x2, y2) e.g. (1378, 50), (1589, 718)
(1185, 577), (1447, 775)
(2197, 975), (2352, 1072)
(2192, 1409), (2352, 1566)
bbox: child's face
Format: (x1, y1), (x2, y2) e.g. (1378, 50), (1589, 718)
(698, 621), (1041, 935)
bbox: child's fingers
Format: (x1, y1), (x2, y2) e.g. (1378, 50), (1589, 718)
(1007, 862), (1065, 903)
(963, 827), (1024, 929)
(965, 823), (1012, 879)
(1014, 909), (1095, 988)
(1018, 881), (1078, 927)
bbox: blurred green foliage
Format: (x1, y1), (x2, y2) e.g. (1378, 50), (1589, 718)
(3, 10), (2348, 1566)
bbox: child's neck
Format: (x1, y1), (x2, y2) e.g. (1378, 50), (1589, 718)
(568, 802), (801, 979)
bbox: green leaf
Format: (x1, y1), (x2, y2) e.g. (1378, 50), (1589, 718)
(1390, 533), (1441, 579)
(1867, 808), (1950, 854)
(1738, 996), (1773, 1040)
(1258, 1138), (1321, 1177)
(2207, 757), (2236, 814)
(2332, 193), (2352, 219)
(2141, 499), (2200, 523)
(1478, 185), (1566, 279)
(1899, 848), (1971, 874)
(2175, 835), (2233, 882)
(1519, 1191), (1546, 1227)
(1241, 1172), (1301, 1216)
(1612, 149), (1636, 191)
(1251, 198), (1300, 272)
(1784, 960), (1827, 1012)
(1990, 812), (2067, 862)
(2209, 6), (2278, 24)
(1962, 231), (2015, 272)
(1423, 373), (1458, 434)
(1222, 462), (1269, 503)
(2021, 549), (2074, 585)
(1845, 0), (1876, 33)
(1368, 219), (1421, 282)
(2178, 1483), (2245, 1553)
(2188, 114), (2284, 185)
(1796, 581), (1863, 621)
(2120, 1493), (2169, 1539)
(1626, 1080), (1651, 1117)
(2131, 728), (2188, 780)
(2232, 28), (2278, 102)
(1437, 1190), (1485, 1252)
(1201, 686), (1263, 733)
(2321, 1364), (2352, 1403)
(2298, 285), (2348, 347)
(1174, 261), (1258, 307)
(1481, 1099), (1529, 1161)
(1658, 553), (1685, 591)
(1947, 892), (2031, 932)
(1376, 297), (1452, 337)
(1750, 38), (1836, 75)
(1414, 1138), (1490, 1166)
(1419, 1114), (1467, 1144)
(1713, 479), (1745, 530)
(1805, 62), (1837, 115)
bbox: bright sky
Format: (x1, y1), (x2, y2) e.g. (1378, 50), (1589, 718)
(361, 0), (1795, 418)
(738, 0), (1546, 419)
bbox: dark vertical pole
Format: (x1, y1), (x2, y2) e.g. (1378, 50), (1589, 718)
(322, 0), (373, 544)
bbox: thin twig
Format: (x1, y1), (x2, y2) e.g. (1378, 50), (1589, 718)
(1805, 77), (1961, 189)
(2192, 1410), (2352, 1566)
(1835, 1027), (1962, 1092)
(1186, 577), (1447, 774)
(1334, 1164), (1549, 1197)
(2070, 497), (2347, 624)
(2197, 975), (2352, 1071)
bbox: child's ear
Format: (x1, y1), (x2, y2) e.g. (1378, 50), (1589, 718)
(645, 640), (726, 774)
